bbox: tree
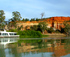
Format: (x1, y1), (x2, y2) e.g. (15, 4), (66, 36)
(22, 18), (25, 21)
(47, 27), (54, 33)
(38, 22), (47, 34)
(36, 18), (40, 21)
(30, 18), (35, 21)
(12, 11), (22, 21)
(64, 24), (70, 35)
(41, 13), (44, 19)
(17, 25), (23, 30)
(25, 18), (29, 21)
(9, 11), (22, 28)
(30, 25), (38, 31)
(62, 21), (70, 36)
(0, 10), (5, 29)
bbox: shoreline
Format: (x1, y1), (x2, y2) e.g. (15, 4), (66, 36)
(43, 33), (66, 38)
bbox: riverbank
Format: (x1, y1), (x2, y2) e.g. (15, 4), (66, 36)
(43, 33), (66, 38)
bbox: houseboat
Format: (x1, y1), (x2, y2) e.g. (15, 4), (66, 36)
(0, 29), (19, 38)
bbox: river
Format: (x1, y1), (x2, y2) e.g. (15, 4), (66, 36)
(0, 37), (70, 57)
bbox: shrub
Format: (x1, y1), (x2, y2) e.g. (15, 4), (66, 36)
(17, 30), (42, 38)
(47, 27), (54, 33)
(17, 30), (42, 43)
(8, 29), (17, 32)
(55, 30), (60, 33)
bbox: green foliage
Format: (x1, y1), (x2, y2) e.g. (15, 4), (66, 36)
(22, 18), (29, 21)
(55, 29), (60, 33)
(17, 30), (42, 43)
(36, 18), (40, 21)
(24, 18), (29, 21)
(42, 35), (49, 37)
(38, 22), (47, 34)
(0, 10), (5, 29)
(12, 11), (22, 21)
(30, 25), (38, 31)
(60, 27), (65, 33)
(62, 20), (70, 35)
(30, 18), (35, 21)
(9, 11), (22, 28)
(17, 25), (23, 30)
(47, 27), (54, 33)
(8, 29), (17, 32)
(18, 39), (42, 43)
(64, 24), (70, 34)
(30, 22), (47, 34)
(9, 11), (22, 22)
(17, 30), (42, 38)
(22, 18), (25, 21)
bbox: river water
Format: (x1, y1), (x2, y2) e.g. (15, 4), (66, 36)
(0, 37), (70, 57)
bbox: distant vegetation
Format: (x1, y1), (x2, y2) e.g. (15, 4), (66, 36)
(0, 10), (5, 29)
(60, 21), (70, 35)
(0, 10), (70, 36)
(30, 22), (47, 34)
(17, 30), (42, 38)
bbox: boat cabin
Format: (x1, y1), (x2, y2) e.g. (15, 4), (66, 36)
(0, 29), (19, 38)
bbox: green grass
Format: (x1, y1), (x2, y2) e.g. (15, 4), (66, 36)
(42, 35), (49, 37)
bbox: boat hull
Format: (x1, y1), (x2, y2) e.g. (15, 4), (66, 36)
(0, 35), (19, 38)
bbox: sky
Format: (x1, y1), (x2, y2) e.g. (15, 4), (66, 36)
(0, 0), (70, 21)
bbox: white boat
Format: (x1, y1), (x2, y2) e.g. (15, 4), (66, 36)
(0, 29), (19, 38)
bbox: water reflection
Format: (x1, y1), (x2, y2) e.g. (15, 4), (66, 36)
(0, 38), (70, 57)
(0, 38), (19, 45)
(0, 47), (5, 57)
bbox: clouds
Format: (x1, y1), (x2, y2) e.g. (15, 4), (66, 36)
(0, 0), (70, 21)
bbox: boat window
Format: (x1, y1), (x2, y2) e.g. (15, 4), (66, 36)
(2, 33), (8, 35)
(14, 33), (17, 35)
(9, 33), (14, 35)
(9, 33), (17, 35)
